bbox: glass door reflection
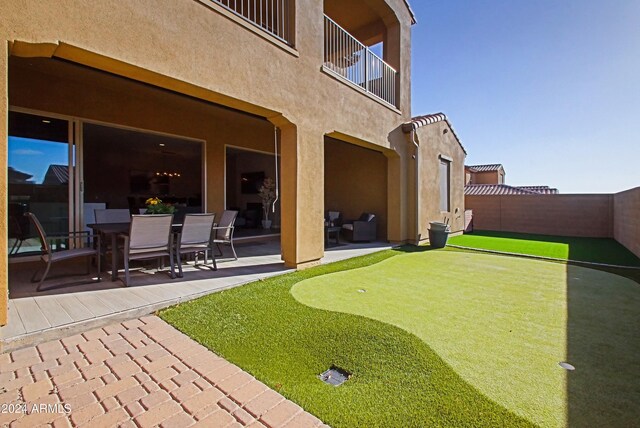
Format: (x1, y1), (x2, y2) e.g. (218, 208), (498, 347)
(8, 111), (73, 256)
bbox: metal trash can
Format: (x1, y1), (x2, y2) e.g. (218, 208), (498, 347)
(428, 221), (451, 248)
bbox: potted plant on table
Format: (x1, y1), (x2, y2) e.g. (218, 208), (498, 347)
(144, 197), (176, 215)
(258, 178), (276, 229)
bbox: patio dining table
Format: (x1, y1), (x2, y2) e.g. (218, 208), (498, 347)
(87, 222), (182, 281)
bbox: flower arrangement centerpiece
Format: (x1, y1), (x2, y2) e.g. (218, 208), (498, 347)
(144, 197), (176, 214)
(258, 178), (276, 229)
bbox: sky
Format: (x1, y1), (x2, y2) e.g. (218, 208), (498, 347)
(410, 0), (640, 193)
(8, 137), (68, 184)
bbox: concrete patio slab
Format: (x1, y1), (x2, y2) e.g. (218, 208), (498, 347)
(2, 241), (392, 352)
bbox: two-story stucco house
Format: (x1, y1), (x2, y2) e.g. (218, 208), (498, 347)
(0, 0), (466, 328)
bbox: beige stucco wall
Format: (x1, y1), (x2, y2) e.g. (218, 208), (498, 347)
(1, 0), (412, 146)
(0, 44), (7, 326)
(613, 187), (640, 258)
(0, 0), (415, 323)
(414, 121), (466, 241)
(1, 0), (414, 245)
(324, 138), (388, 239)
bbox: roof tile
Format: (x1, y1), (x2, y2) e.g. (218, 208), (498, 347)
(403, 113), (466, 154)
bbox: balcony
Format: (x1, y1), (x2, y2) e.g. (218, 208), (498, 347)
(323, 15), (397, 108)
(210, 0), (293, 45)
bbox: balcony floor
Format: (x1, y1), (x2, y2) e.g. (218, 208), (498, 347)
(2, 240), (392, 351)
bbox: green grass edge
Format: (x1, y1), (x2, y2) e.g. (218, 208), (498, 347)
(159, 247), (536, 427)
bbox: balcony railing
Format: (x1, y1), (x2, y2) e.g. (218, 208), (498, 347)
(211, 0), (292, 44)
(323, 15), (397, 108)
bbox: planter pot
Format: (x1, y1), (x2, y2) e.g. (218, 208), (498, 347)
(428, 221), (451, 248)
(428, 228), (450, 248)
(429, 221), (449, 232)
(262, 220), (272, 229)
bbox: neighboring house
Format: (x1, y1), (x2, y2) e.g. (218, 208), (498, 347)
(465, 164), (558, 195)
(0, 0), (465, 326)
(466, 164), (506, 185)
(464, 163), (559, 232)
(42, 164), (69, 186)
(7, 166), (32, 184)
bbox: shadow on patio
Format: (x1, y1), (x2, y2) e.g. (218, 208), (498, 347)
(2, 240), (392, 350)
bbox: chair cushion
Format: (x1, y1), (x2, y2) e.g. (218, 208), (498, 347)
(342, 224), (354, 231)
(129, 250), (171, 260)
(178, 243), (210, 254)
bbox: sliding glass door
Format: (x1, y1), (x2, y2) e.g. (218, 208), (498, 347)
(8, 111), (76, 256)
(7, 110), (204, 258)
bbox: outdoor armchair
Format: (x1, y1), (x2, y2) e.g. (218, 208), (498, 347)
(212, 210), (239, 260)
(121, 214), (175, 286)
(25, 212), (101, 291)
(341, 212), (377, 242)
(175, 213), (217, 277)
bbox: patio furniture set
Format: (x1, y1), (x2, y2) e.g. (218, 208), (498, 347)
(24, 209), (240, 290)
(24, 209), (377, 291)
(324, 211), (377, 246)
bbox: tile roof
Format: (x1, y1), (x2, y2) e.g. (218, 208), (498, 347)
(465, 164), (503, 172)
(402, 112), (466, 154)
(8, 167), (33, 184)
(517, 186), (559, 194)
(44, 164), (69, 185)
(465, 184), (538, 196)
(403, 0), (417, 24)
(465, 184), (559, 196)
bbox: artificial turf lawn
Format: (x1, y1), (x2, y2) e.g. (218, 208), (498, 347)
(293, 250), (640, 427)
(161, 247), (640, 427)
(160, 249), (534, 428)
(447, 230), (640, 266)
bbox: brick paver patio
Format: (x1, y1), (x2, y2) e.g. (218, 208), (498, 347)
(0, 316), (325, 427)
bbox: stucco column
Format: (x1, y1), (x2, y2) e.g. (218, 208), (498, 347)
(273, 117), (324, 269)
(1, 43), (8, 326)
(206, 142), (225, 215)
(386, 129), (412, 244)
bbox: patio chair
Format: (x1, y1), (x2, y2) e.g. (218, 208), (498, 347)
(212, 210), (238, 260)
(94, 209), (131, 224)
(121, 214), (175, 286)
(94, 209), (130, 263)
(8, 215), (27, 255)
(175, 213), (217, 277)
(24, 212), (101, 291)
(325, 210), (342, 226)
(342, 212), (377, 242)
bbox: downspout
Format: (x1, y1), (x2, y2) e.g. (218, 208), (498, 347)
(411, 129), (420, 245)
(272, 126), (279, 212)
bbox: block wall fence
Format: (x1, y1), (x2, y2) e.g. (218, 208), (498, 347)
(613, 187), (640, 258)
(465, 186), (640, 258)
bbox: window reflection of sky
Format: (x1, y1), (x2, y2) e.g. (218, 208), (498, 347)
(8, 136), (68, 184)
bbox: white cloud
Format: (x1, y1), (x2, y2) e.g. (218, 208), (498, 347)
(12, 149), (44, 156)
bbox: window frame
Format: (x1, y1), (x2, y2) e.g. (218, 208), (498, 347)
(439, 155), (451, 212)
